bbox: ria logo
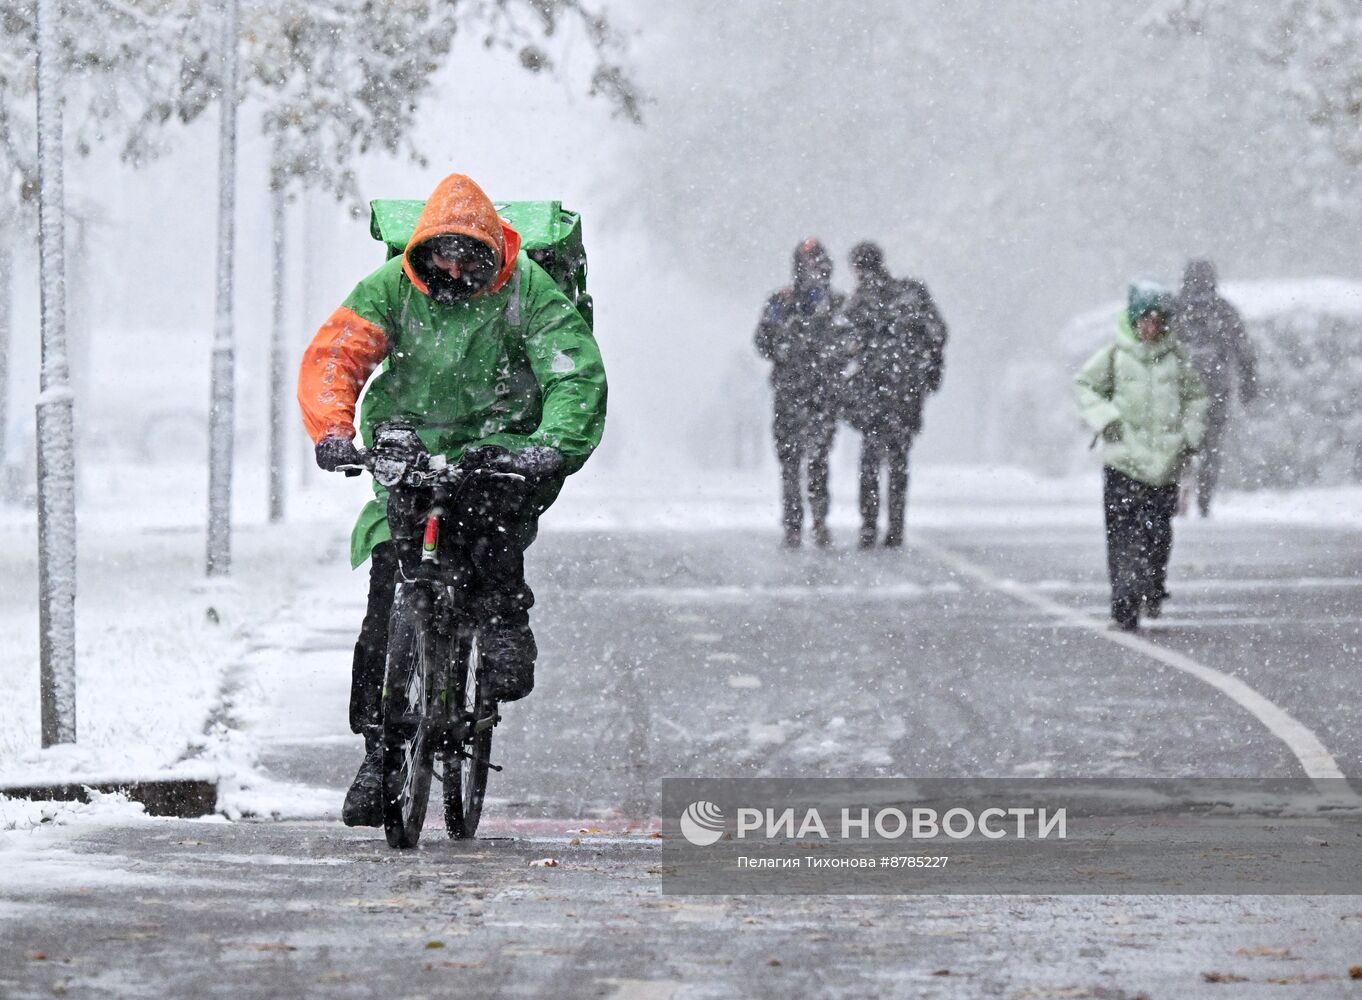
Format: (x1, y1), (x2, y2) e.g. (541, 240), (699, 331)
(680, 800), (725, 846)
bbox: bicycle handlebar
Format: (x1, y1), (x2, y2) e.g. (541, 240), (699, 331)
(334, 447), (525, 491)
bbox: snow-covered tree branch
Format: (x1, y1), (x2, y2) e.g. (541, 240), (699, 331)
(0, 0), (643, 216)
(248, 0), (640, 207)
(1149, 0), (1362, 203)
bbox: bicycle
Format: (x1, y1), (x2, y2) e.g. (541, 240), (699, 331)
(342, 420), (520, 849)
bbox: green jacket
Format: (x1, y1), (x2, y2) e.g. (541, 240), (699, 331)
(343, 251), (605, 566)
(1074, 316), (1209, 487)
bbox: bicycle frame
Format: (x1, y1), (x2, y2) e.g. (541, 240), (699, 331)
(346, 421), (515, 845)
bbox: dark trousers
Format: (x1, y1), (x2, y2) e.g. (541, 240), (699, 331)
(1103, 466), (1178, 625)
(859, 435), (910, 538)
(1194, 395), (1229, 515)
(350, 481), (538, 734)
(774, 411), (835, 533)
(351, 543), (399, 735)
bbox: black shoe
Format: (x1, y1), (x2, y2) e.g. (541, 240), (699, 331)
(783, 526), (801, 549)
(1110, 597), (1139, 633)
(1142, 590), (1169, 620)
(882, 530), (903, 549)
(342, 740), (384, 828)
(813, 522), (831, 548)
(479, 618), (537, 702)
(858, 527), (876, 550)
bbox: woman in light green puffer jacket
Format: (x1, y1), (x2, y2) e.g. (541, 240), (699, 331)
(1074, 282), (1210, 631)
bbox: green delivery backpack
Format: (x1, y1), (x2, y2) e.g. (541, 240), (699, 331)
(368, 199), (593, 329)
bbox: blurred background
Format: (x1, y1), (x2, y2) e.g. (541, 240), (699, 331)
(5, 0), (1362, 501)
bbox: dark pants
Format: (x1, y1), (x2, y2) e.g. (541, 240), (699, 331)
(1103, 466), (1178, 626)
(858, 433), (910, 539)
(773, 403), (835, 534)
(1194, 395), (1230, 516)
(349, 480), (539, 734)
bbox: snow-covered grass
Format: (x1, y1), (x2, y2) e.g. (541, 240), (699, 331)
(0, 459), (368, 789)
(1215, 483), (1362, 528)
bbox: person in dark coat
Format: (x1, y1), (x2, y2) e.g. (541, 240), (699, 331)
(1172, 259), (1257, 516)
(843, 242), (947, 548)
(755, 239), (849, 548)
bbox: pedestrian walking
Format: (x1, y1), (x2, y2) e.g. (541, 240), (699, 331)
(843, 241), (947, 548)
(1172, 259), (1257, 516)
(754, 239), (850, 548)
(1074, 281), (1209, 631)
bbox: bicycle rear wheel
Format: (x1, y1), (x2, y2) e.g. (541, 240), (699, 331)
(381, 586), (444, 849)
(442, 630), (495, 839)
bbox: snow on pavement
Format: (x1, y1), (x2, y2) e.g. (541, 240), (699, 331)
(3, 463), (1362, 996)
(0, 462), (369, 790)
(2, 460), (1360, 816)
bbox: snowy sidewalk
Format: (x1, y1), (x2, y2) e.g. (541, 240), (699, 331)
(0, 462), (370, 808)
(204, 558), (367, 821)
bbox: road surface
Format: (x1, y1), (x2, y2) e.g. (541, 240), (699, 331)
(5, 485), (1362, 998)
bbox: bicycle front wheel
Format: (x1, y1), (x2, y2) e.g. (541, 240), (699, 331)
(443, 630), (494, 840)
(381, 586), (445, 849)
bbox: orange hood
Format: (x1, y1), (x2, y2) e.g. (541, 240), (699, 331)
(402, 173), (521, 297)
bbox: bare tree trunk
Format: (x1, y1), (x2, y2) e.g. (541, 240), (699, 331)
(67, 215), (89, 501)
(36, 0), (77, 746)
(206, 0), (238, 577)
(0, 240), (11, 482)
(267, 184), (286, 522)
(297, 190), (316, 488)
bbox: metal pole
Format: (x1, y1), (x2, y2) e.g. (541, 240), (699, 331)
(268, 183), (286, 522)
(35, 0), (76, 746)
(206, 0), (238, 576)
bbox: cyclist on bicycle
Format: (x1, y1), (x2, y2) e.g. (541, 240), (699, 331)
(297, 172), (607, 826)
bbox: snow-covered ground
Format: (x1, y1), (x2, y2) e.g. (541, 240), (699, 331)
(0, 460), (365, 796)
(1, 458), (1358, 820)
(5, 457), (1362, 999)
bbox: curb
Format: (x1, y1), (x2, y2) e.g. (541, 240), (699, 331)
(0, 779), (218, 818)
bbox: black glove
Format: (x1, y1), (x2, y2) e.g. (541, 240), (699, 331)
(510, 445), (565, 484)
(315, 434), (362, 472)
(463, 444), (564, 484)
(460, 444), (516, 471)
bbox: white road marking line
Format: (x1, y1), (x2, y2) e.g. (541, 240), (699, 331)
(1030, 576), (1362, 595)
(1055, 615), (1360, 629)
(909, 533), (1352, 789)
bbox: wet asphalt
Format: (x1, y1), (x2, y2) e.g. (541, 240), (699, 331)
(5, 505), (1362, 998)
